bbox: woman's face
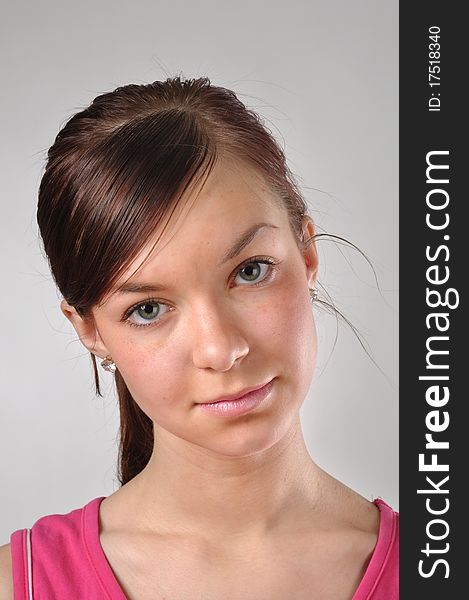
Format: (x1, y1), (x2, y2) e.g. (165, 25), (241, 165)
(67, 158), (319, 457)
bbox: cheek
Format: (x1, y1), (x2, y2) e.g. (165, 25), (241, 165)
(257, 281), (317, 393)
(112, 337), (187, 420)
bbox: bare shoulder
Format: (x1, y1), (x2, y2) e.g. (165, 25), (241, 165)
(0, 543), (14, 600)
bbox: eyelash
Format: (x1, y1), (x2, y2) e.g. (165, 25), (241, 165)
(122, 256), (280, 330)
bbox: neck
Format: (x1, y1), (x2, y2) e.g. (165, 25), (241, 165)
(125, 414), (327, 545)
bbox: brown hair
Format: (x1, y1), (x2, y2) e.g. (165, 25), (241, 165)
(37, 75), (370, 487)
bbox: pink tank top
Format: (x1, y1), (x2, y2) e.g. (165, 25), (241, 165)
(10, 496), (398, 599)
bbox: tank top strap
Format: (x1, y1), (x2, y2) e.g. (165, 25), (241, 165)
(9, 496), (118, 599)
(10, 528), (34, 600)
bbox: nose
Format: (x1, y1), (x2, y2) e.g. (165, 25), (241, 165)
(189, 297), (249, 371)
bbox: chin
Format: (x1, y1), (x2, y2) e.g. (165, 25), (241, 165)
(201, 410), (298, 459)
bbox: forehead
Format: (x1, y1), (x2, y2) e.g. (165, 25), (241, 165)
(186, 157), (279, 221)
(114, 158), (288, 282)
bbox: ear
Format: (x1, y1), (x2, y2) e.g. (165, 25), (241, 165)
(60, 300), (109, 360)
(300, 215), (319, 289)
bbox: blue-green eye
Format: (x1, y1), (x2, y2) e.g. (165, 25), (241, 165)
(127, 300), (170, 327)
(233, 258), (276, 285)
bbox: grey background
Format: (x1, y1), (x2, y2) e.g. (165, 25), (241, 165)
(0, 0), (398, 542)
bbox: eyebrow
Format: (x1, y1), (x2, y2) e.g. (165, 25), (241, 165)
(115, 222), (279, 294)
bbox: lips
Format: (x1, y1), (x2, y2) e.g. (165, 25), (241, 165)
(197, 378), (275, 417)
(198, 379), (274, 405)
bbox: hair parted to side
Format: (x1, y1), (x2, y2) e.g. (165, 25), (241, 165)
(37, 75), (373, 487)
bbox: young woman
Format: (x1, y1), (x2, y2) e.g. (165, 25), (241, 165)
(0, 76), (398, 599)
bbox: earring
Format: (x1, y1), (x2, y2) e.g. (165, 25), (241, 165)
(101, 355), (116, 373)
(309, 287), (318, 302)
